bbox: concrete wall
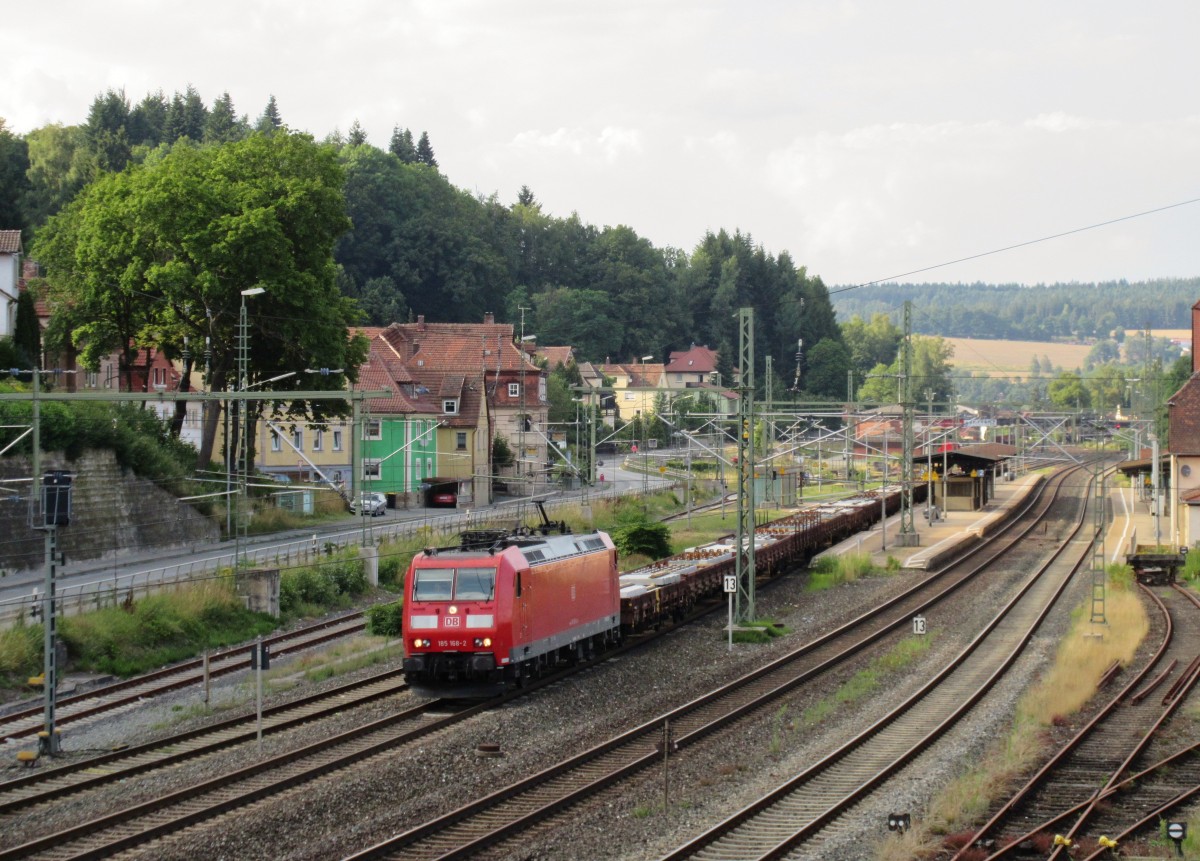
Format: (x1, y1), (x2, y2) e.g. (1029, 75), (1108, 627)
(0, 449), (218, 575)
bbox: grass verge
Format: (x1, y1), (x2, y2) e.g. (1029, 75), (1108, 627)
(912, 563), (1147, 859)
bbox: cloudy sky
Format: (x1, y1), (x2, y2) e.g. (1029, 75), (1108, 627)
(5, 1), (1199, 288)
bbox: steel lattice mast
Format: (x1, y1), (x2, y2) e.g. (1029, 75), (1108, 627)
(735, 307), (756, 624)
(898, 300), (919, 546)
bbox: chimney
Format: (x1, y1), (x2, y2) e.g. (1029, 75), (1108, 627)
(23, 260), (40, 279)
(417, 314), (426, 331)
(484, 311), (495, 324)
(1193, 301), (1200, 374)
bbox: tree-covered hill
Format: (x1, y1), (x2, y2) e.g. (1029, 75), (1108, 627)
(831, 280), (1200, 342)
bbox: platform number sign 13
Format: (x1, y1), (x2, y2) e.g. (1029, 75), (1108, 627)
(912, 615), (927, 636)
(723, 574), (737, 594)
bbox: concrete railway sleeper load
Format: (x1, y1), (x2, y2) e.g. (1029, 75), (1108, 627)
(402, 489), (918, 695)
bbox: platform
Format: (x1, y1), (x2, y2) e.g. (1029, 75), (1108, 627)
(813, 472), (1044, 572)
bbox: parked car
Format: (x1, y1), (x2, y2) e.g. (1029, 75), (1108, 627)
(430, 491), (457, 507)
(350, 491), (387, 516)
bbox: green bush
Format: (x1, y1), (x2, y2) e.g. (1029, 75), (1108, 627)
(366, 602), (404, 637)
(279, 554), (371, 616)
(0, 622), (42, 684)
(58, 587), (273, 677)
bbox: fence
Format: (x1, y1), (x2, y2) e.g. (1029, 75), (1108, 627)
(0, 481), (649, 629)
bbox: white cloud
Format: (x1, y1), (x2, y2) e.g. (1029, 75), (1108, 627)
(510, 126), (641, 163)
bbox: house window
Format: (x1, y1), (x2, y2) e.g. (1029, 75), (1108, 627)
(364, 419), (381, 440)
(676, 373), (683, 382)
(292, 429), (303, 450)
(426, 457), (433, 475)
(85, 371), (98, 389)
(152, 367), (167, 389)
(456, 431), (467, 451)
(270, 430), (282, 452)
(443, 399), (458, 415)
(363, 458), (381, 481)
(313, 429), (323, 451)
(508, 383), (520, 398)
(332, 429), (343, 451)
(624, 392), (635, 401)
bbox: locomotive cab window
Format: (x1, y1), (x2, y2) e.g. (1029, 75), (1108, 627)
(413, 568), (454, 601)
(455, 568), (496, 601)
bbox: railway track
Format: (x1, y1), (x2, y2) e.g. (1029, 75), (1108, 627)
(339, 466), (1091, 860)
(0, 610), (367, 744)
(958, 580), (1200, 859)
(0, 693), (488, 860)
(0, 668), (409, 822)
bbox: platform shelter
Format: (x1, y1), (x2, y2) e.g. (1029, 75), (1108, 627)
(913, 448), (1010, 513)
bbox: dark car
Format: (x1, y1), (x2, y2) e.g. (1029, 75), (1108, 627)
(430, 491), (457, 507)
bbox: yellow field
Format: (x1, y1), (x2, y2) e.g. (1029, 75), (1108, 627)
(946, 338), (1091, 377)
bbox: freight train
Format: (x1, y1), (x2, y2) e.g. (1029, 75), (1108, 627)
(401, 489), (913, 695)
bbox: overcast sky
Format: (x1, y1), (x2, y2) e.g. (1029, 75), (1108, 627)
(5, 1), (1199, 289)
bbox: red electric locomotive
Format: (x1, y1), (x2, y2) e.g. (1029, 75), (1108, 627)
(402, 507), (620, 695)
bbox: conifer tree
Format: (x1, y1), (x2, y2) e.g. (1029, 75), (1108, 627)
(389, 125), (417, 163)
(257, 95), (283, 132)
(416, 131), (437, 168)
(347, 119), (368, 147)
(204, 92), (244, 143)
(128, 91), (168, 147)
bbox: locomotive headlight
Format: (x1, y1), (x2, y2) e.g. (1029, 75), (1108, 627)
(412, 638), (422, 649)
(449, 605), (458, 615)
(473, 637), (493, 648)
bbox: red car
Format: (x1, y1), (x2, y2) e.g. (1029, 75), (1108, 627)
(430, 491), (457, 507)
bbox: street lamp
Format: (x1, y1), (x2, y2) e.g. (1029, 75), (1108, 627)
(234, 287), (266, 562)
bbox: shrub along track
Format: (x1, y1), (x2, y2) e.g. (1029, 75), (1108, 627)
(336, 466), (1091, 861)
(0, 611), (367, 744)
(958, 580), (1200, 860)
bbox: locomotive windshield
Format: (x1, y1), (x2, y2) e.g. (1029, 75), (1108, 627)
(411, 566), (496, 601)
(455, 568), (495, 600)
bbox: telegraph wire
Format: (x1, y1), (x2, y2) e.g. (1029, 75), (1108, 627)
(828, 195), (1200, 296)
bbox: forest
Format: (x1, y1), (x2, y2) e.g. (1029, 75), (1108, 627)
(832, 280), (1200, 342)
(1, 86), (1196, 419)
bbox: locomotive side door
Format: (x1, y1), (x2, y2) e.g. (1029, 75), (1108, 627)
(517, 567), (531, 646)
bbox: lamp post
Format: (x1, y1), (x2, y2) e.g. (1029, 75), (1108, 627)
(234, 287), (265, 563)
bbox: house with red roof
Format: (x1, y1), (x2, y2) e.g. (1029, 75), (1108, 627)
(373, 313), (549, 499)
(1166, 299), (1200, 546)
(595, 344), (735, 427)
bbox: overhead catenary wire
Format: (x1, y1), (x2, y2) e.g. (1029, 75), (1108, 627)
(828, 195), (1200, 296)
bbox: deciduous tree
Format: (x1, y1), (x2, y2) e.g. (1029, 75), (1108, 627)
(33, 132), (368, 467)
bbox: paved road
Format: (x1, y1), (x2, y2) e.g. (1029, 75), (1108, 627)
(0, 460), (672, 621)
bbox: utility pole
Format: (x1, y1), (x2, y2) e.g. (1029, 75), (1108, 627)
(897, 300), (919, 546)
(735, 307), (756, 625)
(1089, 457), (1108, 626)
(519, 306), (530, 496)
(924, 387), (936, 519)
(764, 355), (774, 504)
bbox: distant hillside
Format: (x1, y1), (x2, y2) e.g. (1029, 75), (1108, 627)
(830, 279), (1200, 341)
